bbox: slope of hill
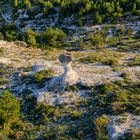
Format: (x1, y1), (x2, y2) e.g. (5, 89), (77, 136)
(0, 0), (140, 140)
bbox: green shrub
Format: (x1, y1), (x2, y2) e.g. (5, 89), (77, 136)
(0, 48), (3, 56)
(80, 53), (120, 67)
(90, 32), (106, 48)
(0, 23), (20, 42)
(94, 115), (109, 140)
(107, 37), (118, 46)
(104, 58), (120, 67)
(0, 77), (9, 85)
(127, 56), (140, 66)
(38, 27), (66, 48)
(80, 55), (100, 64)
(0, 32), (4, 40)
(5, 31), (19, 41)
(0, 90), (24, 138)
(23, 27), (66, 48)
(32, 69), (54, 82)
(24, 28), (38, 47)
(121, 72), (130, 79)
(125, 28), (134, 38)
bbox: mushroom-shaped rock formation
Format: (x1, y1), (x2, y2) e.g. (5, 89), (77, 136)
(36, 53), (87, 105)
(48, 52), (79, 92)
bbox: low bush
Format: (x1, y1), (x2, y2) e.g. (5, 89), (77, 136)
(107, 37), (118, 46)
(0, 32), (4, 40)
(0, 48), (3, 56)
(0, 90), (26, 139)
(79, 51), (120, 67)
(23, 27), (66, 48)
(38, 27), (66, 48)
(32, 69), (54, 82)
(91, 82), (140, 115)
(94, 115), (109, 140)
(90, 32), (106, 48)
(0, 77), (9, 85)
(127, 56), (140, 66)
(104, 58), (120, 67)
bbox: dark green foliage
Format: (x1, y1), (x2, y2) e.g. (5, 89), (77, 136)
(107, 37), (118, 46)
(23, 27), (66, 48)
(0, 23), (20, 41)
(11, 0), (139, 25)
(0, 90), (25, 138)
(32, 69), (54, 82)
(24, 28), (38, 47)
(94, 115), (109, 140)
(0, 24), (66, 48)
(0, 32), (4, 40)
(91, 82), (140, 115)
(90, 32), (106, 48)
(38, 27), (66, 48)
(79, 51), (120, 67)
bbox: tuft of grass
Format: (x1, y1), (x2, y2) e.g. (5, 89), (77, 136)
(0, 77), (9, 85)
(94, 115), (109, 140)
(79, 50), (121, 67)
(0, 48), (3, 56)
(32, 69), (54, 82)
(121, 72), (130, 79)
(117, 39), (140, 51)
(127, 55), (140, 66)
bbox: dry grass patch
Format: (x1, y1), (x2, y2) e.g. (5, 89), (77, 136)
(79, 50), (123, 67)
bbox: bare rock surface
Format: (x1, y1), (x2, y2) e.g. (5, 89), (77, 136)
(48, 52), (79, 90)
(108, 113), (140, 140)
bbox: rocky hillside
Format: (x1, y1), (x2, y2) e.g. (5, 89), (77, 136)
(0, 0), (140, 140)
(0, 34), (140, 139)
(0, 0), (140, 47)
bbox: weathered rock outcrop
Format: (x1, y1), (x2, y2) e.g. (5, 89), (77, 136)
(37, 52), (81, 105)
(47, 52), (79, 92)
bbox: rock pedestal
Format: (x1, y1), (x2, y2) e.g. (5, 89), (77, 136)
(48, 52), (79, 91)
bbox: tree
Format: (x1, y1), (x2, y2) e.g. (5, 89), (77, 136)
(38, 27), (66, 48)
(0, 90), (21, 136)
(24, 29), (38, 47)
